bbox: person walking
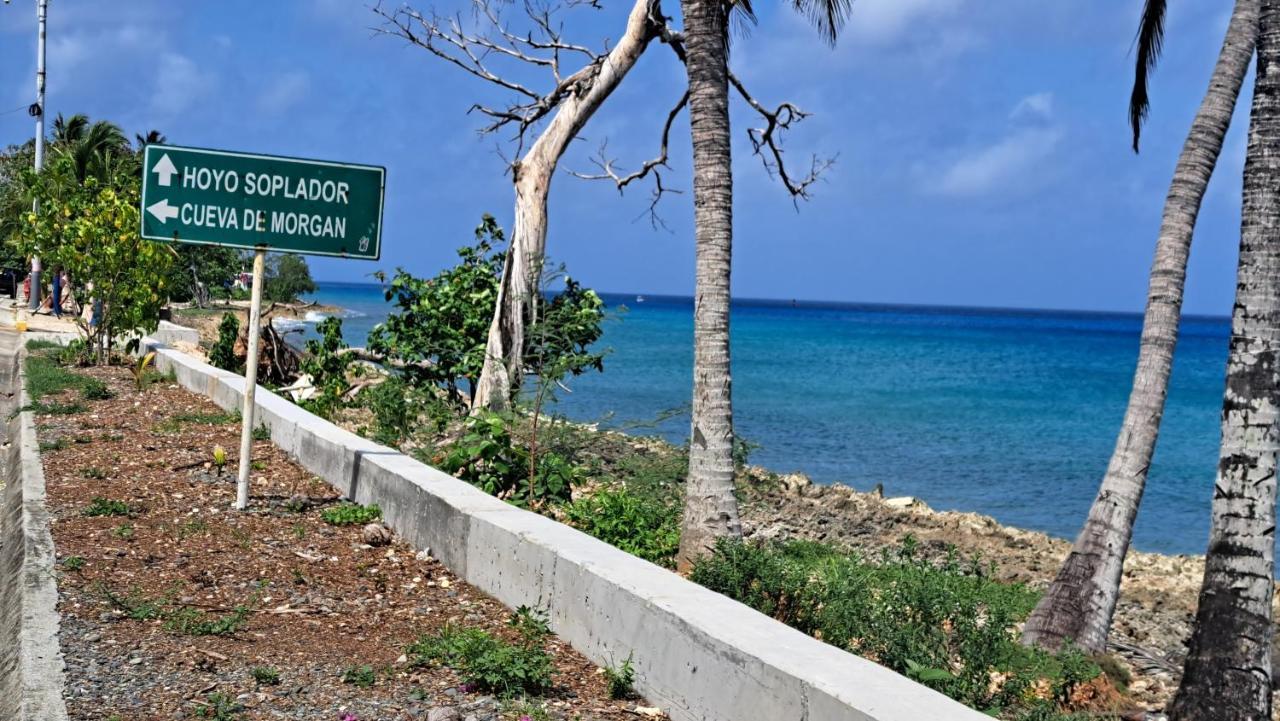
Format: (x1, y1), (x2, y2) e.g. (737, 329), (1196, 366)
(50, 265), (62, 319)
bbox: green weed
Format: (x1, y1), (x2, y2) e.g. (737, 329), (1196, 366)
(321, 503), (381, 526)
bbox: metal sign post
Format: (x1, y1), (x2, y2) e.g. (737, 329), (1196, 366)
(139, 144), (385, 511)
(235, 249), (266, 510)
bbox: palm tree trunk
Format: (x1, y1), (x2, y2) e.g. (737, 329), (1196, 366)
(675, 0), (741, 572)
(1168, 3), (1280, 717)
(1021, 0), (1259, 655)
(471, 0), (660, 412)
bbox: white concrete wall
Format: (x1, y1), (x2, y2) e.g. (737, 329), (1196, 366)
(143, 338), (991, 721)
(0, 335), (69, 721)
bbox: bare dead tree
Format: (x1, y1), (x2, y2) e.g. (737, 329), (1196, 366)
(376, 0), (671, 411)
(375, 0), (834, 410)
(573, 20), (835, 217)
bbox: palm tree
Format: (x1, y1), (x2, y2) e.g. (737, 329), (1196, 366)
(1021, 0), (1259, 654)
(674, 0), (849, 570)
(1168, 3), (1279, 717)
(134, 130), (166, 151)
(55, 117), (129, 183)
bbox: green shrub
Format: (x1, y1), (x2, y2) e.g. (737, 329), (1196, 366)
(250, 665), (281, 685)
(321, 503), (381, 526)
(209, 313), (242, 373)
(82, 498), (132, 517)
(603, 653), (635, 699)
(341, 664), (376, 688)
(563, 487), (680, 567)
(62, 555), (85, 571)
(691, 539), (1101, 716)
(357, 376), (448, 446)
(441, 412), (579, 507)
(300, 316), (352, 419)
(406, 608), (555, 697)
(192, 692), (242, 720)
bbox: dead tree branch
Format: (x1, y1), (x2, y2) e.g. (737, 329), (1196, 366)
(373, 0), (621, 155)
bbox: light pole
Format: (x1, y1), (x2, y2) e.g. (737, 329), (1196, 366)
(28, 0), (47, 311)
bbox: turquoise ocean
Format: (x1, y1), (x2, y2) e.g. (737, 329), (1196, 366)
(295, 281), (1228, 557)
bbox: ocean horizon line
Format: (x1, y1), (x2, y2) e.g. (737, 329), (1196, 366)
(309, 279), (1231, 324)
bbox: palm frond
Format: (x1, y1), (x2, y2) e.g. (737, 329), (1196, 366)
(791, 0), (850, 46)
(1129, 0), (1167, 153)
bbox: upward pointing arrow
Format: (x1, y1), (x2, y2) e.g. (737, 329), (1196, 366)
(152, 153), (177, 187)
(147, 199), (179, 223)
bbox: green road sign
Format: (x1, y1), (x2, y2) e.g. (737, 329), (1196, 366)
(140, 144), (385, 260)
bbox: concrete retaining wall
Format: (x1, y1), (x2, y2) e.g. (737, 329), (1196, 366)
(143, 338), (989, 721)
(0, 333), (70, 721)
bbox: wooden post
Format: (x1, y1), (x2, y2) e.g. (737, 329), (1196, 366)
(235, 249), (267, 510)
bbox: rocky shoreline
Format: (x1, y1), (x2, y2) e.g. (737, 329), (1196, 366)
(735, 469), (1280, 717)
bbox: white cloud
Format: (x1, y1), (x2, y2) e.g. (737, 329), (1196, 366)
(928, 93), (1062, 197)
(1011, 92), (1054, 122)
(934, 127), (1063, 196)
(257, 71), (311, 115)
(846, 0), (964, 44)
(150, 52), (213, 117)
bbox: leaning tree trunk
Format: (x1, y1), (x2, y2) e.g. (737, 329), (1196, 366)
(1169, 4), (1280, 717)
(471, 0), (660, 412)
(675, 0), (741, 572)
(1021, 0), (1259, 655)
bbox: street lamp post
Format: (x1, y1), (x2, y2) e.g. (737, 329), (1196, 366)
(28, 0), (47, 311)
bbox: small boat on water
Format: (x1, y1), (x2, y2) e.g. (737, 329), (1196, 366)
(636, 295), (646, 303)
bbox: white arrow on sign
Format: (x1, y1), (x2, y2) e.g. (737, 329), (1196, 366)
(147, 199), (179, 223)
(152, 153), (177, 187)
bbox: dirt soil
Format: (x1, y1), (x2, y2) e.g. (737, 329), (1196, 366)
(737, 471), (1280, 718)
(36, 363), (661, 721)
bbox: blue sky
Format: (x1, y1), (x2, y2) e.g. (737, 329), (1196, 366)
(0, 0), (1251, 315)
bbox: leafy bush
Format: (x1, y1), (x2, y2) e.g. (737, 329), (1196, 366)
(209, 313), (241, 373)
(563, 487), (680, 567)
(603, 653), (636, 699)
(250, 666), (281, 685)
(440, 412), (578, 507)
(368, 215), (604, 406)
(406, 608), (555, 697)
(690, 539), (1101, 717)
(300, 316), (353, 419)
(321, 503), (382, 526)
(357, 376), (452, 446)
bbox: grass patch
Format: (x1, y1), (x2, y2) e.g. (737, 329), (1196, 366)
(690, 538), (1103, 718)
(39, 437), (69, 452)
(164, 605), (250, 637)
(320, 502), (381, 526)
(62, 555), (85, 571)
(406, 606), (555, 697)
(24, 350), (111, 403)
(82, 498), (132, 517)
(80, 466), (107, 479)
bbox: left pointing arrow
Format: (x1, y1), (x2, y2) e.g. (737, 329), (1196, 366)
(147, 199), (179, 222)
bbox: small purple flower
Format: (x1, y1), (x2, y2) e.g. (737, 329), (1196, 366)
(339, 714), (359, 721)
(518, 716), (532, 721)
(457, 683), (474, 693)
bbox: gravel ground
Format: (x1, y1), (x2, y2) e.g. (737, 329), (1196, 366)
(36, 360), (660, 721)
